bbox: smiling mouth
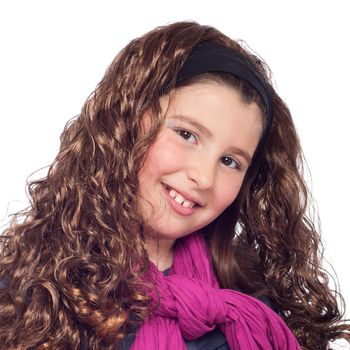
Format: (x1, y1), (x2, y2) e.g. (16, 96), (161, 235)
(163, 184), (200, 208)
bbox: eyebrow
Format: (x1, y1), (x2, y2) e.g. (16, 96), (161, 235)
(169, 114), (253, 164)
(170, 114), (213, 138)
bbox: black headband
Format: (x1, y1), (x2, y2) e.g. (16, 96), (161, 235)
(175, 42), (273, 155)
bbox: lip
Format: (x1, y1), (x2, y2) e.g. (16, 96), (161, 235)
(162, 184), (198, 216)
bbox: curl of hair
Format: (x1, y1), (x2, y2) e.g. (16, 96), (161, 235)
(1, 21), (349, 349)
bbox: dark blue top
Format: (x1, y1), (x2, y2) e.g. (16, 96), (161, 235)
(119, 268), (278, 350)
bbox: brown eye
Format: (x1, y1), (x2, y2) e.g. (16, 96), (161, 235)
(176, 129), (197, 143)
(221, 156), (240, 169)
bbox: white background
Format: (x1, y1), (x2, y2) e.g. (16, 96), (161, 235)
(0, 1), (349, 348)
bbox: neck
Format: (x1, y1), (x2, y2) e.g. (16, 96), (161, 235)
(145, 236), (175, 271)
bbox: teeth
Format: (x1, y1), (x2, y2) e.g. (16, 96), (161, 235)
(167, 187), (195, 208)
(174, 196), (183, 204)
(169, 189), (178, 199)
(182, 200), (194, 208)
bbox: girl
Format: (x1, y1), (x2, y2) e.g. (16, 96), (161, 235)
(0, 21), (349, 350)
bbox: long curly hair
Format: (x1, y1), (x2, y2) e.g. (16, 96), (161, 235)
(0, 21), (349, 350)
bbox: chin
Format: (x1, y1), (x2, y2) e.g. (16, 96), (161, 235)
(147, 221), (205, 240)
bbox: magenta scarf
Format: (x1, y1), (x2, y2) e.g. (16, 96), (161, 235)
(131, 232), (301, 349)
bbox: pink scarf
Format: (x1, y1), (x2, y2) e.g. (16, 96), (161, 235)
(131, 232), (301, 349)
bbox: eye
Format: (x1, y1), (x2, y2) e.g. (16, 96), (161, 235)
(221, 156), (240, 170)
(175, 129), (197, 144)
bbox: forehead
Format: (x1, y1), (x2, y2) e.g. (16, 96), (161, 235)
(167, 79), (261, 112)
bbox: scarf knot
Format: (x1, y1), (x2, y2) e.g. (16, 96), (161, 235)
(154, 273), (227, 340)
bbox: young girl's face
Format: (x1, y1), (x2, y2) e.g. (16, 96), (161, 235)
(137, 81), (263, 240)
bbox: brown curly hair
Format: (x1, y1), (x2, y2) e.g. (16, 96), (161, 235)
(0, 21), (349, 350)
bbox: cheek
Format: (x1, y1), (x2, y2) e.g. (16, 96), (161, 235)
(143, 138), (185, 176)
(214, 175), (244, 212)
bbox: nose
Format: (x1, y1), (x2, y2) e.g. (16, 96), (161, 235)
(186, 154), (217, 190)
